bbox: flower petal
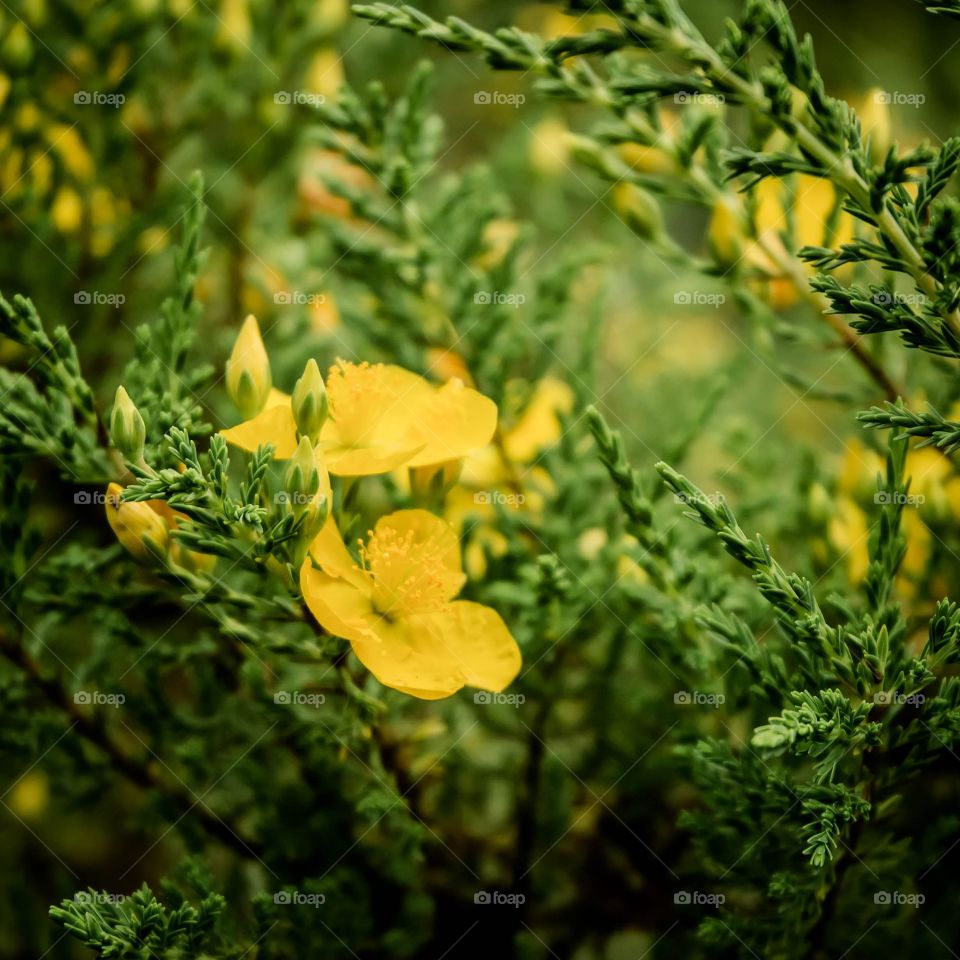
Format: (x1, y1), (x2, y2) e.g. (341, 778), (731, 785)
(300, 561), (464, 699)
(307, 516), (369, 591)
(410, 600), (521, 692)
(300, 562), (374, 642)
(220, 401), (298, 459)
(320, 433), (425, 477)
(405, 379), (498, 468)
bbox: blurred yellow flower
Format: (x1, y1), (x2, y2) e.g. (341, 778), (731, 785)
(8, 772), (48, 819)
(222, 359), (498, 476)
(301, 509), (521, 699)
(51, 186), (83, 234)
(828, 496), (870, 585)
(305, 47), (344, 100)
(529, 117), (571, 176)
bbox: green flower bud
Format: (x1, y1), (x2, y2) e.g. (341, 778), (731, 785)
(291, 358), (328, 443)
(110, 385), (146, 463)
(283, 436), (321, 508)
(226, 315), (272, 418)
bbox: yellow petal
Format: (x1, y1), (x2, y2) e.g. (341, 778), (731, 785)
(220, 401), (297, 459)
(308, 516), (369, 591)
(503, 377), (574, 463)
(300, 562), (464, 698)
(321, 434), (424, 477)
(300, 562), (375, 642)
(405, 379), (498, 468)
(410, 600), (521, 692)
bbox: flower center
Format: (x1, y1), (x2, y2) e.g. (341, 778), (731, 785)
(359, 526), (459, 618)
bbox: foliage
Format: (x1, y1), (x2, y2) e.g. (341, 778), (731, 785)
(5, 1), (960, 958)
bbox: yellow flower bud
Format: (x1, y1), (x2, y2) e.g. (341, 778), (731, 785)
(105, 483), (169, 561)
(110, 386), (146, 463)
(612, 182), (663, 242)
(225, 314), (272, 418)
(291, 358), (328, 443)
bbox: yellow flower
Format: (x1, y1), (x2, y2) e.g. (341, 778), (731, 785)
(51, 186), (83, 234)
(301, 509), (521, 699)
(528, 117), (571, 176)
(221, 359), (497, 477)
(502, 377), (574, 463)
(305, 47), (344, 100)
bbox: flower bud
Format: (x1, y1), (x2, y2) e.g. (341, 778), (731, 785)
(105, 483), (168, 561)
(612, 182), (663, 242)
(284, 436), (322, 508)
(110, 385), (146, 463)
(226, 314), (272, 418)
(411, 460), (462, 501)
(291, 358), (328, 443)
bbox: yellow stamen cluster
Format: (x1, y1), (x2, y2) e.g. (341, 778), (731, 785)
(358, 526), (456, 618)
